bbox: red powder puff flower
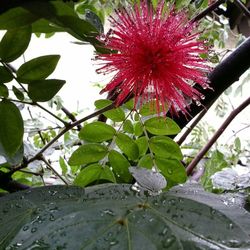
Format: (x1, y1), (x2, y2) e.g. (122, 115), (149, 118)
(96, 1), (210, 115)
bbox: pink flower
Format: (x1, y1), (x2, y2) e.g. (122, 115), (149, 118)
(96, 1), (210, 115)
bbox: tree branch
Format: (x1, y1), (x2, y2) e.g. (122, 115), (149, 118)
(173, 37), (250, 129)
(186, 96), (250, 175)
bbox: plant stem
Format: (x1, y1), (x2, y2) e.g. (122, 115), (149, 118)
(177, 108), (208, 145)
(234, 0), (250, 18)
(191, 0), (226, 23)
(40, 156), (69, 185)
(186, 96), (250, 175)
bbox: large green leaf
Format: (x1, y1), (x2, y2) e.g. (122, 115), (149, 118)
(149, 136), (183, 160)
(0, 184), (250, 249)
(0, 7), (38, 29)
(74, 164), (116, 187)
(28, 79), (65, 102)
(68, 144), (108, 166)
(115, 133), (139, 160)
(16, 55), (60, 83)
(144, 117), (181, 135)
(79, 121), (116, 142)
(0, 26), (31, 63)
(0, 100), (24, 158)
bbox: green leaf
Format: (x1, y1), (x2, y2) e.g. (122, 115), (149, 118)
(68, 144), (108, 166)
(94, 99), (125, 122)
(16, 55), (60, 83)
(12, 86), (24, 101)
(135, 136), (148, 156)
(59, 156), (68, 175)
(0, 26), (31, 63)
(74, 164), (116, 187)
(0, 100), (24, 158)
(123, 120), (134, 134)
(115, 133), (139, 160)
(23, 1), (98, 41)
(79, 121), (116, 142)
(0, 7), (38, 29)
(0, 84), (8, 98)
(144, 117), (181, 135)
(155, 158), (187, 186)
(138, 154), (153, 169)
(149, 136), (183, 160)
(201, 150), (228, 192)
(134, 122), (143, 136)
(108, 150), (132, 183)
(28, 79), (65, 102)
(32, 19), (64, 34)
(0, 66), (13, 84)
(1, 184), (250, 249)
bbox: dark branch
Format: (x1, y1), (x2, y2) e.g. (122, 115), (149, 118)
(173, 37), (250, 129)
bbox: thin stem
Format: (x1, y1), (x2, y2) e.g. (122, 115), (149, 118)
(191, 0), (226, 23)
(186, 96), (250, 175)
(57, 102), (82, 130)
(40, 156), (69, 185)
(35, 102), (68, 125)
(234, 0), (250, 18)
(177, 108), (208, 145)
(28, 103), (115, 163)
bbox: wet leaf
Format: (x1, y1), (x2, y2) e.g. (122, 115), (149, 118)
(79, 121), (116, 142)
(0, 100), (24, 158)
(74, 164), (116, 187)
(0, 184), (250, 249)
(68, 144), (108, 166)
(144, 117), (181, 135)
(149, 136), (183, 160)
(115, 133), (139, 160)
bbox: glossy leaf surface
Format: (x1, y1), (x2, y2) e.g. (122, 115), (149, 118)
(0, 184), (250, 249)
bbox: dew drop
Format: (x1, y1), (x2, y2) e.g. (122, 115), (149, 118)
(161, 235), (176, 248)
(160, 227), (168, 236)
(31, 227), (37, 233)
(169, 199), (176, 205)
(228, 223), (234, 230)
(167, 168), (173, 175)
(22, 225), (29, 231)
(49, 214), (55, 221)
(103, 209), (115, 216)
(195, 100), (201, 106)
(110, 240), (118, 246)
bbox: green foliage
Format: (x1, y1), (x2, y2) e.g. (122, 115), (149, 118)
(0, 26), (31, 63)
(94, 99), (126, 122)
(16, 55), (60, 83)
(0, 100), (24, 159)
(144, 117), (181, 135)
(73, 164), (116, 187)
(1, 184), (250, 249)
(0, 66), (13, 84)
(69, 144), (108, 166)
(201, 150), (229, 192)
(28, 79), (66, 102)
(79, 121), (116, 142)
